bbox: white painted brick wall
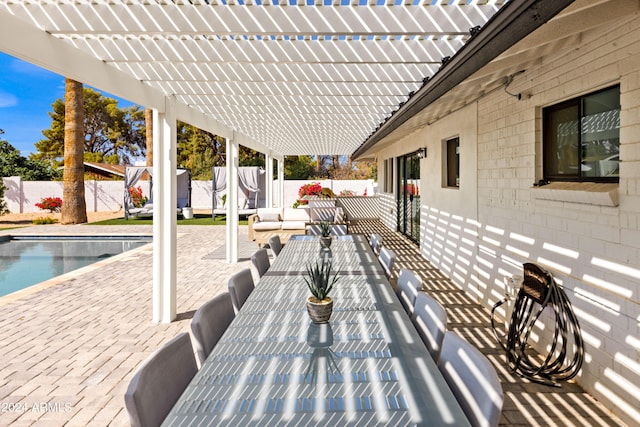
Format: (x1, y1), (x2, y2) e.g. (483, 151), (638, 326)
(375, 13), (640, 427)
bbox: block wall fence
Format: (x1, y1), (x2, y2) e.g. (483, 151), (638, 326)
(1, 176), (375, 214)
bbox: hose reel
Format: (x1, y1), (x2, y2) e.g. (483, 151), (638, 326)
(491, 263), (584, 386)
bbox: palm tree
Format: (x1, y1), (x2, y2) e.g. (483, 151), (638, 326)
(145, 107), (153, 166)
(61, 78), (87, 224)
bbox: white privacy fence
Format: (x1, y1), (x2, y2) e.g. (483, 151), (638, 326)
(2, 176), (378, 215)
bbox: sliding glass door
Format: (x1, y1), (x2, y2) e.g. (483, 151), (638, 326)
(397, 152), (421, 242)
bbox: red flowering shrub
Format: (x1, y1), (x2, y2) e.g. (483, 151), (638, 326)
(292, 182), (323, 207)
(128, 186), (148, 208)
(298, 182), (323, 198)
(35, 196), (62, 213)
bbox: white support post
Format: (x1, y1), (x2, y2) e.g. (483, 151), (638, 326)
(226, 135), (239, 263)
(265, 153), (274, 208)
(277, 158), (285, 208)
(152, 101), (177, 323)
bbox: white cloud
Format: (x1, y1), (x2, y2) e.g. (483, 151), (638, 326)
(0, 90), (18, 108)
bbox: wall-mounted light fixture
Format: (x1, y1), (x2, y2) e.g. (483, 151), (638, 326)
(416, 148), (428, 159)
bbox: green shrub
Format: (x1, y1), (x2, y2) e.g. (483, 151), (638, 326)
(32, 216), (59, 225)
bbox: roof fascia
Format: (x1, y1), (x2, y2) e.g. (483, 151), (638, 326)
(83, 162), (125, 177)
(352, 0), (576, 159)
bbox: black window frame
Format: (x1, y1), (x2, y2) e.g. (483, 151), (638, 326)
(543, 85), (620, 183)
(445, 137), (460, 188)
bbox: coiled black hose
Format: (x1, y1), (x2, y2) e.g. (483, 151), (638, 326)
(491, 263), (584, 386)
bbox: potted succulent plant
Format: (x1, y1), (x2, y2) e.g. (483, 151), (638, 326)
(304, 258), (339, 323)
(319, 221), (332, 248)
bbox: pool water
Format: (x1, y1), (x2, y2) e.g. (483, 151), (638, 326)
(0, 236), (151, 297)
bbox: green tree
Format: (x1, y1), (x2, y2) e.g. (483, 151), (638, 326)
(176, 121), (226, 179)
(176, 122), (265, 179)
(0, 131), (9, 215)
(0, 181), (8, 215)
(0, 131), (60, 180)
(239, 146), (264, 168)
(33, 87), (145, 167)
(285, 155), (316, 179)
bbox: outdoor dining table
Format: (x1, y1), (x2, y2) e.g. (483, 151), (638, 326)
(162, 234), (470, 426)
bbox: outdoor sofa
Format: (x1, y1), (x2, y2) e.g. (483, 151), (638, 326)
(248, 204), (347, 246)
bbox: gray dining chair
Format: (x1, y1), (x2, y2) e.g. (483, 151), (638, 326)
(228, 268), (255, 314)
(438, 331), (504, 427)
(396, 268), (423, 315)
(251, 248), (271, 278)
(378, 246), (396, 280)
(124, 332), (197, 427)
(411, 291), (447, 362)
(190, 292), (235, 367)
(268, 235), (283, 257)
(369, 233), (383, 255)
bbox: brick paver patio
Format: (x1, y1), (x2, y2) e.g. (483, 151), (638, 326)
(0, 221), (626, 426)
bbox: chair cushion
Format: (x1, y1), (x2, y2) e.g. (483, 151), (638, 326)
(283, 207), (310, 222)
(253, 221), (282, 231)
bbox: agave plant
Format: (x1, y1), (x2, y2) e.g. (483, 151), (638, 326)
(319, 221), (332, 238)
(304, 258), (339, 301)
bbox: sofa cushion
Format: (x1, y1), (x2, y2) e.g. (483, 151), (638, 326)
(282, 221), (307, 230)
(253, 221), (282, 231)
(257, 208), (282, 222)
(259, 212), (280, 222)
(282, 207), (310, 222)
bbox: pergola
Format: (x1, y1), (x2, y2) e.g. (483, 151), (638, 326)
(0, 0), (580, 322)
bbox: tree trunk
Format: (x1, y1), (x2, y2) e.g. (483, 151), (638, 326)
(61, 78), (87, 225)
(145, 108), (153, 166)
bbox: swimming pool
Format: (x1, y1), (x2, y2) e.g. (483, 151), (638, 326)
(0, 236), (152, 297)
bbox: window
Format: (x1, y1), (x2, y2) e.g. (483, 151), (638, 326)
(445, 137), (460, 187)
(543, 85), (620, 182)
(384, 158), (394, 192)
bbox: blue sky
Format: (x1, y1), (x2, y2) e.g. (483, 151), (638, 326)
(0, 52), (133, 156)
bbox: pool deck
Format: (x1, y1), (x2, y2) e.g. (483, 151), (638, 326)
(0, 222), (627, 426)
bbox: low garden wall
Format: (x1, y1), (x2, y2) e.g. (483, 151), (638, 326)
(2, 176), (379, 216)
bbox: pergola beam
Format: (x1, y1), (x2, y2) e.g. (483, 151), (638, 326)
(36, 4), (500, 36)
